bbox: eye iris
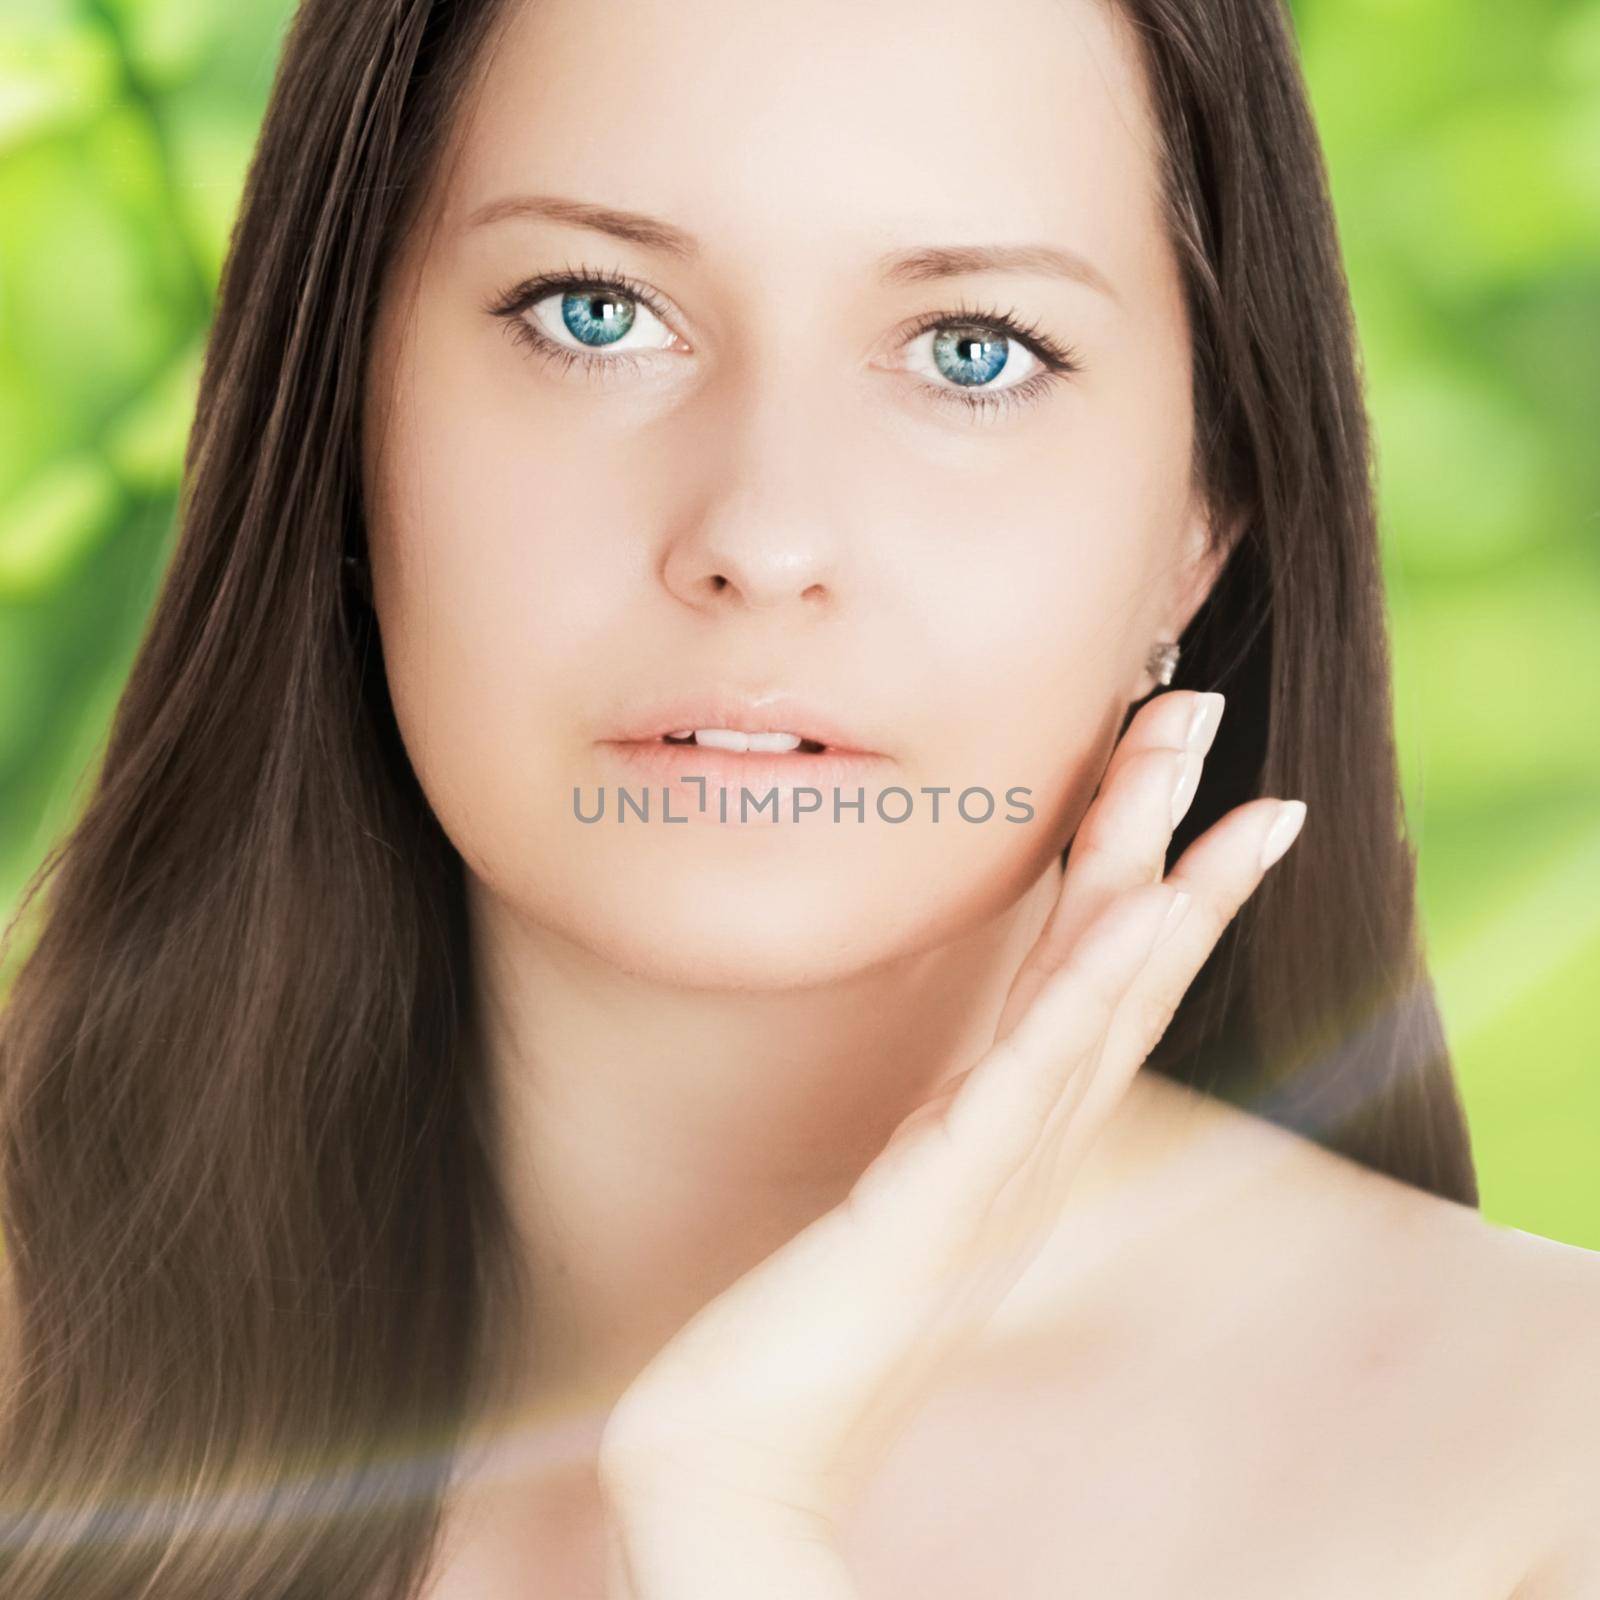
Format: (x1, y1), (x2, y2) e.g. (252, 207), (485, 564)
(932, 325), (1009, 387)
(561, 291), (636, 347)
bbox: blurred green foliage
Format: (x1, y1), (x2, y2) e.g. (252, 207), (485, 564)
(2, 0), (1597, 1244)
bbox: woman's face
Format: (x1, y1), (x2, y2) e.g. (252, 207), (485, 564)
(362, 0), (1224, 987)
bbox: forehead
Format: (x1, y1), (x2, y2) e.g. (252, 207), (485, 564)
(444, 0), (1166, 295)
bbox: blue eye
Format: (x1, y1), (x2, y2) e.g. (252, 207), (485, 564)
(523, 278), (676, 361)
(487, 266), (1083, 422)
(560, 289), (637, 347)
(896, 309), (1078, 420)
(930, 326), (1014, 387)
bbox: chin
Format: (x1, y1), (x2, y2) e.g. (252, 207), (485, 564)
(570, 869), (915, 992)
(485, 818), (1059, 991)
(470, 826), (932, 975)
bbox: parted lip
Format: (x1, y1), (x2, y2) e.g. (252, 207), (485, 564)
(602, 690), (884, 755)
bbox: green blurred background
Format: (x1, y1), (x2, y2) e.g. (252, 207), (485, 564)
(2, 0), (1596, 1245)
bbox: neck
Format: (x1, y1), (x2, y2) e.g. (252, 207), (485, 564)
(461, 850), (1174, 1450)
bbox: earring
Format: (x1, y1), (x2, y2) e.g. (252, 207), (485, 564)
(1145, 640), (1180, 686)
(342, 552), (372, 604)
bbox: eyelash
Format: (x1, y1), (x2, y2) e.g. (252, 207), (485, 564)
(484, 260), (1084, 422)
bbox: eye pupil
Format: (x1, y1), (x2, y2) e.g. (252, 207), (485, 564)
(561, 291), (636, 347)
(932, 325), (1010, 387)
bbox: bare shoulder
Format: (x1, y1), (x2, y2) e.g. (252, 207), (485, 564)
(1309, 1114), (1600, 1520)
(923, 1073), (1600, 1598)
(1200, 1078), (1599, 1455)
(1185, 1081), (1600, 1587)
(1446, 1213), (1600, 1594)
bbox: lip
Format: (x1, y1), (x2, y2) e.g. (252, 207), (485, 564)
(597, 739), (890, 825)
(600, 690), (884, 756)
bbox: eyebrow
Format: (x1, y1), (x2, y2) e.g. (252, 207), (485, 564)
(466, 193), (1120, 304)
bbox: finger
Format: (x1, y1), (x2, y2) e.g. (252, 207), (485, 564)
(1149, 796), (1308, 1003)
(999, 690), (1223, 1036)
(1055, 688), (1223, 936)
(847, 880), (1188, 1248)
(1059, 797), (1307, 1149)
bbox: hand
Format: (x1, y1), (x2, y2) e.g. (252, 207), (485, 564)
(597, 688), (1307, 1597)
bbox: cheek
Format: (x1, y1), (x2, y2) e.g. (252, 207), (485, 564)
(372, 322), (654, 699)
(916, 374), (1196, 887)
(901, 456), (1169, 814)
(388, 340), (646, 635)
(365, 330), (656, 887)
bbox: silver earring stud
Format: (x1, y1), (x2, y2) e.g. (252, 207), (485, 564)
(1146, 640), (1180, 686)
(342, 552), (372, 604)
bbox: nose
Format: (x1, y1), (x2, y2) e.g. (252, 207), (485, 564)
(660, 364), (847, 614)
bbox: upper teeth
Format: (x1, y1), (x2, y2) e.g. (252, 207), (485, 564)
(665, 729), (807, 751)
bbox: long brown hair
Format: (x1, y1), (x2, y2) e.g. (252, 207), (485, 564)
(0, 0), (1476, 1594)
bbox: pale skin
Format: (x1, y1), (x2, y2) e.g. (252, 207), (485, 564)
(593, 697), (1305, 1597)
(356, 0), (1600, 1593)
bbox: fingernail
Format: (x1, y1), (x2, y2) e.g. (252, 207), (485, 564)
(1184, 691), (1225, 754)
(1170, 749), (1199, 827)
(1258, 801), (1307, 871)
(1156, 889), (1192, 947)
